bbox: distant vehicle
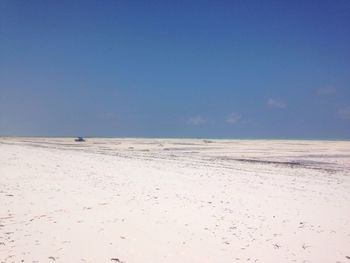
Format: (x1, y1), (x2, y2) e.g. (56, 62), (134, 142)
(75, 137), (85, 142)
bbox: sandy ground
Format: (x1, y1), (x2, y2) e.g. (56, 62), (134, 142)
(1, 138), (350, 263)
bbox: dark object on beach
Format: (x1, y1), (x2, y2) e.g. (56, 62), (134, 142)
(75, 137), (85, 142)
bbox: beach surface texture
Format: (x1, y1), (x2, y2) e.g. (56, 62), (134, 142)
(1, 138), (350, 263)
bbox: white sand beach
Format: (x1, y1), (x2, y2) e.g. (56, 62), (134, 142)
(1, 138), (350, 263)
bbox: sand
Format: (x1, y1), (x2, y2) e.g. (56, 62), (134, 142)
(1, 137), (350, 263)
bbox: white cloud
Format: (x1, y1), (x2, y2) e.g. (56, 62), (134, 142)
(267, 98), (287, 109)
(99, 112), (115, 119)
(317, 86), (337, 96)
(187, 116), (206, 125)
(338, 107), (350, 120)
(226, 113), (241, 124)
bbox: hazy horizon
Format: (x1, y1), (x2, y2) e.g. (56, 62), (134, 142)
(1, 135), (349, 142)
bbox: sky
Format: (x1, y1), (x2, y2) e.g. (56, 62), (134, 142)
(0, 0), (350, 139)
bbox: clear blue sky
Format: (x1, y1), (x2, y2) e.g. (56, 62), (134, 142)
(1, 0), (349, 139)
